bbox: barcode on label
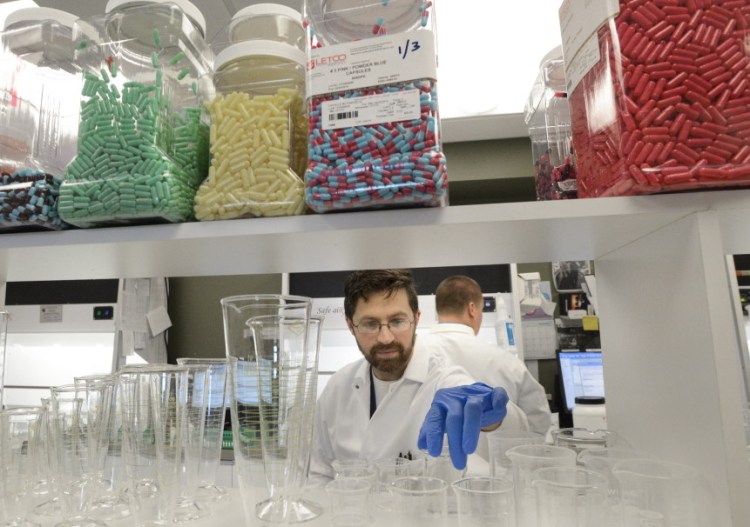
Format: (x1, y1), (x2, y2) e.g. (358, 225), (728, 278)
(329, 110), (359, 121)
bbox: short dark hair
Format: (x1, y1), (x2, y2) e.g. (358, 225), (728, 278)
(344, 269), (419, 320)
(435, 275), (483, 316)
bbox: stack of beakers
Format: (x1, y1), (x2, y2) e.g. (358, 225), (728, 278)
(0, 407), (43, 527)
(176, 357), (229, 503)
(115, 364), (209, 526)
(221, 294), (322, 524)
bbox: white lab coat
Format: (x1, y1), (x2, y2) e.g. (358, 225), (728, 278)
(309, 344), (528, 484)
(416, 323), (553, 436)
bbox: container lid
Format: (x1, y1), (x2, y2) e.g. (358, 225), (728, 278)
(541, 45), (566, 86)
(3, 7), (78, 30)
(227, 3), (305, 49)
(232, 3), (303, 23)
(215, 40), (306, 70)
(575, 396), (606, 405)
(306, 0), (425, 44)
(105, 0), (207, 37)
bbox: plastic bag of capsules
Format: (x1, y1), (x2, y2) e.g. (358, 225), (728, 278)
(560, 0), (750, 198)
(58, 4), (212, 228)
(303, 0), (448, 212)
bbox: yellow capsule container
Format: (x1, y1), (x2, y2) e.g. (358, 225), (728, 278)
(196, 39), (307, 220)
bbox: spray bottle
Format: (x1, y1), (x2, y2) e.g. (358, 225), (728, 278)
(495, 295), (516, 351)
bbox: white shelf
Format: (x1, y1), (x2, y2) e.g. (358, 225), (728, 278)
(3, 188), (750, 281)
(2, 188), (749, 525)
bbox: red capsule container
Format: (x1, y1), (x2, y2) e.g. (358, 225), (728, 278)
(560, 0), (750, 197)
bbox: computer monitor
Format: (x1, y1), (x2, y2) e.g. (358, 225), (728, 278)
(557, 350), (605, 413)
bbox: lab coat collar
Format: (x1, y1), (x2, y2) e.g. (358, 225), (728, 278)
(428, 322), (474, 336)
(350, 340), (431, 388)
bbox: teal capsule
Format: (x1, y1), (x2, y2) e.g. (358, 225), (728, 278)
(169, 51), (185, 65)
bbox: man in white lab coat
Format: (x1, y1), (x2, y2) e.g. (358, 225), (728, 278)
(309, 269), (528, 484)
(417, 275), (553, 436)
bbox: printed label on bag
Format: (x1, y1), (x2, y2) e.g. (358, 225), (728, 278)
(559, 0), (619, 92)
(307, 30), (436, 97)
(321, 89), (420, 130)
(565, 34), (601, 93)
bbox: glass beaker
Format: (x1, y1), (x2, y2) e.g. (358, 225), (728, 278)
(0, 407), (43, 527)
(551, 428), (631, 454)
(451, 476), (515, 527)
(612, 458), (718, 527)
(389, 476), (448, 527)
(73, 375), (130, 521)
(531, 466), (608, 527)
(506, 444), (577, 527)
(372, 456), (424, 511)
(246, 310), (320, 522)
(176, 357), (229, 503)
(32, 398), (65, 518)
(487, 429), (547, 479)
(287, 315), (325, 521)
(220, 294), (312, 525)
(117, 365), (194, 527)
(48, 385), (107, 527)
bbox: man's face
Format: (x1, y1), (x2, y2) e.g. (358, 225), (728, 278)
(348, 288), (420, 381)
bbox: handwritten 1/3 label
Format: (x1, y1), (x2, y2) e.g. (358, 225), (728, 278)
(321, 89), (420, 130)
(307, 29), (437, 97)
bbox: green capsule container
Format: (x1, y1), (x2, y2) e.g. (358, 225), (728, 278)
(59, 0), (214, 227)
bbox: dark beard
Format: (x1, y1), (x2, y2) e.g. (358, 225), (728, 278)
(363, 332), (416, 375)
(368, 342), (408, 373)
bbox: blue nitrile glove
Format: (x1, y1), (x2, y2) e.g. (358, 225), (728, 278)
(417, 383), (509, 470)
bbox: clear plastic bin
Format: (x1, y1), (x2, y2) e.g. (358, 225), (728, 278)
(57, 1), (213, 227)
(560, 0), (750, 197)
(195, 37), (308, 220)
(524, 46), (576, 201)
(228, 3), (306, 50)
(303, 0), (448, 212)
(0, 8), (89, 232)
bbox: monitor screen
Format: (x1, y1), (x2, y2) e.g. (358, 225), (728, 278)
(557, 350), (605, 413)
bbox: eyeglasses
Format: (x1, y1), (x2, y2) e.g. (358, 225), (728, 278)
(352, 318), (414, 335)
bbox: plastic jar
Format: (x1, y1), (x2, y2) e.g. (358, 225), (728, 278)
(560, 0), (750, 197)
(195, 40), (307, 220)
(0, 7), (90, 232)
(104, 0), (208, 38)
(57, 0), (213, 227)
(227, 3), (306, 50)
(302, 0), (448, 212)
(572, 396), (607, 431)
(524, 46), (576, 201)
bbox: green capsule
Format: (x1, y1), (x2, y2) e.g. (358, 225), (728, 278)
(177, 67), (190, 80)
(152, 29), (162, 48)
(151, 52), (160, 69)
(169, 51), (185, 65)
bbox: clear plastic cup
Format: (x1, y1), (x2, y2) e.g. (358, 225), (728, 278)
(487, 429), (546, 479)
(325, 478), (373, 527)
(531, 466), (608, 527)
(390, 476), (448, 527)
(452, 476), (515, 527)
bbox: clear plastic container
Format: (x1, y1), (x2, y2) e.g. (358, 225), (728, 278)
(104, 0), (208, 38)
(227, 3), (306, 50)
(195, 39), (307, 220)
(524, 46), (576, 201)
(303, 0), (448, 212)
(58, 1), (213, 227)
(0, 8), (89, 232)
(572, 396), (607, 431)
(560, 1), (750, 197)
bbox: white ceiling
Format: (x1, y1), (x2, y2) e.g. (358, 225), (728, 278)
(1, 0), (303, 40)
